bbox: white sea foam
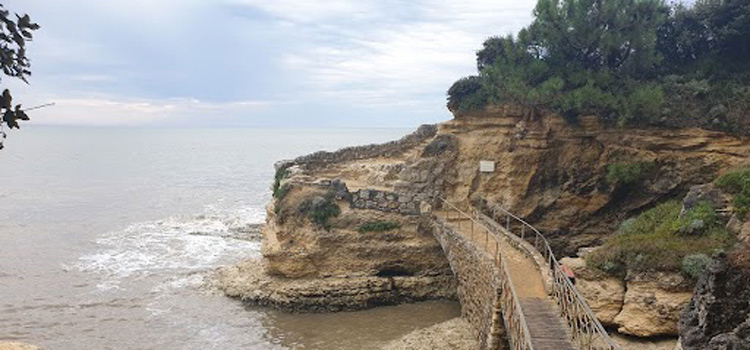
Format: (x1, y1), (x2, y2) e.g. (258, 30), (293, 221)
(78, 207), (264, 291)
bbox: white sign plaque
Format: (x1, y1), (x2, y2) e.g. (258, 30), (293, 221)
(479, 160), (495, 173)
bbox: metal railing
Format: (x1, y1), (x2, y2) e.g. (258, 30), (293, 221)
(486, 204), (621, 350)
(438, 199), (535, 350)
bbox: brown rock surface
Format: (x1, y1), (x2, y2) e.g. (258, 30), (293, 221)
(380, 318), (478, 350)
(438, 112), (750, 254)
(560, 257), (625, 325)
(0, 343), (41, 350)
(216, 258), (455, 312)
(614, 273), (694, 337)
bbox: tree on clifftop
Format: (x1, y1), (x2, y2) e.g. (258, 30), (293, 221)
(448, 0), (750, 133)
(0, 3), (39, 150)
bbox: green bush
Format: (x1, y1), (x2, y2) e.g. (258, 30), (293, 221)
(272, 165), (291, 198)
(298, 194), (340, 230)
(586, 201), (735, 277)
(358, 221), (400, 233)
(681, 253), (711, 280)
(715, 167), (750, 218)
(447, 76), (488, 113)
(606, 162), (654, 186)
(677, 201), (718, 235)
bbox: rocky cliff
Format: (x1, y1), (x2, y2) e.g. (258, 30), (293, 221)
(679, 250), (750, 350)
(218, 105), (750, 343)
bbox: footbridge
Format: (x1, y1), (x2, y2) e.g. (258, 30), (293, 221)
(429, 199), (621, 350)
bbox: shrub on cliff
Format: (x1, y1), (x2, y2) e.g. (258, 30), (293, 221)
(681, 253), (711, 280)
(298, 193), (340, 230)
(606, 161), (654, 186)
(358, 221), (400, 233)
(272, 165), (291, 198)
(586, 201), (735, 277)
(715, 167), (750, 218)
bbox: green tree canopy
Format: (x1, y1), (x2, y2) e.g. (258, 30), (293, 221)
(448, 0), (750, 133)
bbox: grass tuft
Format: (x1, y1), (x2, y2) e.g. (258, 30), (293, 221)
(358, 221), (400, 233)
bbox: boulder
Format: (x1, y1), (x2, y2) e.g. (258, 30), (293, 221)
(615, 273), (693, 337)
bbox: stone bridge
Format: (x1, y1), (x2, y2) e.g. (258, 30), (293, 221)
(427, 200), (621, 350)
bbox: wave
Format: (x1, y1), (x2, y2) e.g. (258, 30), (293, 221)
(78, 206), (264, 291)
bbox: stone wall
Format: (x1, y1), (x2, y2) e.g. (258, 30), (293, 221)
(351, 188), (421, 215)
(427, 218), (506, 350)
(290, 124), (438, 170)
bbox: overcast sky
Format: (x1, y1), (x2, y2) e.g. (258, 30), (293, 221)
(5, 0), (536, 128)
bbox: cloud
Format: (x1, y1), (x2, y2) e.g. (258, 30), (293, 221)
(8, 0), (537, 127)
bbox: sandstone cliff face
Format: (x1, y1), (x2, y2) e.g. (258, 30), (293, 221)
(221, 106), (749, 337)
(680, 252), (750, 350)
(218, 126), (458, 311)
(562, 257), (693, 337)
(440, 106), (750, 255)
(614, 274), (694, 337)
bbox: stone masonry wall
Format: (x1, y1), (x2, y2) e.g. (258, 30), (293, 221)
(351, 188), (421, 215)
(427, 218), (506, 350)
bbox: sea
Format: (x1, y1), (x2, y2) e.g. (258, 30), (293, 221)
(0, 127), (459, 350)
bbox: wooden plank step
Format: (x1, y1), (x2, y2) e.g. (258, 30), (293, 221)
(520, 298), (575, 350)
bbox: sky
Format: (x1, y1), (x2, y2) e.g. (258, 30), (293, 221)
(4, 0), (537, 128)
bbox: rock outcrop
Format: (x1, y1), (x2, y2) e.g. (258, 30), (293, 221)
(679, 252), (750, 350)
(217, 259), (454, 312)
(562, 257), (693, 337)
(614, 273), (694, 337)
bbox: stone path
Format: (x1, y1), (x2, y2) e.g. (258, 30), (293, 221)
(437, 212), (575, 350)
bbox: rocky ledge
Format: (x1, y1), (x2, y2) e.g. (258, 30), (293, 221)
(215, 258), (455, 312)
(561, 257), (693, 337)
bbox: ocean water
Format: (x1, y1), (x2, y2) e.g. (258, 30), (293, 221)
(0, 127), (459, 350)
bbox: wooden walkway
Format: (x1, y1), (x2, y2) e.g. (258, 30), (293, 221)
(438, 212), (575, 350)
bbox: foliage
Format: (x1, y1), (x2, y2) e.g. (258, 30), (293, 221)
(715, 167), (750, 218)
(358, 221), (400, 233)
(298, 193), (340, 230)
(681, 253), (711, 280)
(272, 165), (291, 198)
(447, 76), (488, 113)
(0, 5), (39, 149)
(677, 201), (718, 235)
(447, 0), (750, 132)
(606, 161), (653, 186)
(586, 201), (735, 277)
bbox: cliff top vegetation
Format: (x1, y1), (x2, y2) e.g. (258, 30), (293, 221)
(448, 0), (750, 133)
